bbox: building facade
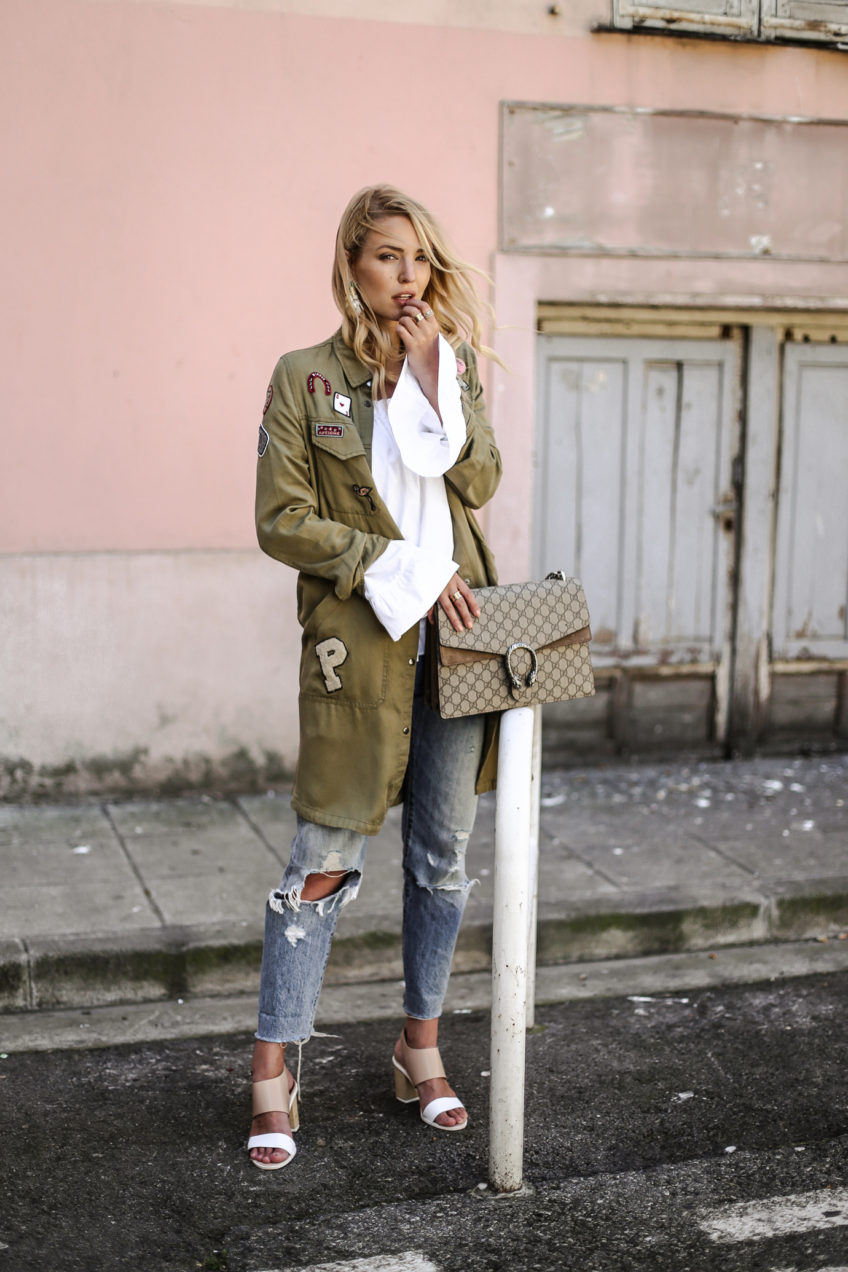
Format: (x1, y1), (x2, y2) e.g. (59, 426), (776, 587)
(2, 0), (847, 795)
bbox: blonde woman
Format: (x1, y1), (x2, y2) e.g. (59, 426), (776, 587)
(249, 186), (502, 1169)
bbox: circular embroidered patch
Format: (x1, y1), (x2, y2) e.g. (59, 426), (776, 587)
(263, 384), (273, 416)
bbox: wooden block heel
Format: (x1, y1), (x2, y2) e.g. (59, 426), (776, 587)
(392, 1056), (418, 1103)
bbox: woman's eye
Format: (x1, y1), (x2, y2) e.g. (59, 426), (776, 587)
(378, 253), (396, 261)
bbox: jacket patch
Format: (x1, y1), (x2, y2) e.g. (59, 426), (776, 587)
(258, 423), (270, 456)
(333, 392), (351, 417)
(263, 384), (273, 415)
(456, 358), (466, 375)
(316, 423), (344, 438)
(315, 636), (348, 693)
(308, 371), (332, 396)
(457, 378), (470, 392)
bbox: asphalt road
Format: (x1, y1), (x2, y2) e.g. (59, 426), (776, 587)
(2, 970), (847, 1272)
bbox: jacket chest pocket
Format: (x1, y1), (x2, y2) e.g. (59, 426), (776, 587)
(309, 421), (380, 520)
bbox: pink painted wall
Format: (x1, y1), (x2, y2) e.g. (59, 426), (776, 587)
(2, 1), (846, 554)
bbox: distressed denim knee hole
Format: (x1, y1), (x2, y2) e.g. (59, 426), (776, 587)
(407, 863), (476, 905)
(268, 867), (361, 918)
(409, 828), (477, 900)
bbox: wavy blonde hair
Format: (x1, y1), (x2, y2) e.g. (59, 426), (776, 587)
(332, 185), (494, 399)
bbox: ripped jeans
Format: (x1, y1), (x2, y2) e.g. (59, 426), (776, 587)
(256, 666), (485, 1043)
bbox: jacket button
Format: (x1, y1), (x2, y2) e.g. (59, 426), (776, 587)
(364, 398), (372, 408)
(408, 658), (415, 666)
(402, 726), (410, 734)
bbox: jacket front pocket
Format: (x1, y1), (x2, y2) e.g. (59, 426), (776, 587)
(300, 592), (389, 709)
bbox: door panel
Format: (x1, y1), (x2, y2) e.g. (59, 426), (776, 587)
(534, 357), (627, 646)
(535, 335), (738, 668)
(772, 344), (848, 660)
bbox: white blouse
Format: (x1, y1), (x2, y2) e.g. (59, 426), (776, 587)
(363, 334), (466, 646)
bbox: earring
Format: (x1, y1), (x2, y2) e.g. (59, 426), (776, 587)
(348, 282), (363, 317)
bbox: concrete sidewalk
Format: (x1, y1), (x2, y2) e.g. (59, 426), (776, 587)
(1, 754), (847, 1018)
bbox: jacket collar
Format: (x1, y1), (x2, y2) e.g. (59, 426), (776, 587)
(331, 331), (373, 389)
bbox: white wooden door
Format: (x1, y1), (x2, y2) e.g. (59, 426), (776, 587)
(772, 342), (848, 661)
(534, 335), (740, 673)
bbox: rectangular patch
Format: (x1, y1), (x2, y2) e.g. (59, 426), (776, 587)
(333, 392), (351, 418)
(315, 423), (344, 438)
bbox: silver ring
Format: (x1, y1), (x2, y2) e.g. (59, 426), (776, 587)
(424, 308), (434, 318)
(414, 311), (425, 325)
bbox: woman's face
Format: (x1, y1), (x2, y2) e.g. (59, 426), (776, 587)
(349, 215), (431, 328)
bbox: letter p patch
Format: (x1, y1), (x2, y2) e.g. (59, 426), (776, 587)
(315, 637), (348, 693)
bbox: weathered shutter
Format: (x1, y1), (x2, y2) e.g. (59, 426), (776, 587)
(613, 0), (759, 35)
(761, 0), (848, 41)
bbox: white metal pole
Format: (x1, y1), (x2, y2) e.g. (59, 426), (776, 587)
(525, 705), (543, 1029)
(488, 705), (536, 1193)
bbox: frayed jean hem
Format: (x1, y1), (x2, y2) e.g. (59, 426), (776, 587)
(254, 1017), (312, 1046)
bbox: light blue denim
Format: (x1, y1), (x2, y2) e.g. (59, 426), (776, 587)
(256, 662), (485, 1043)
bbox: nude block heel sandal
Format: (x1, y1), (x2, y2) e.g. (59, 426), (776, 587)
(247, 1072), (299, 1170)
(391, 1034), (467, 1132)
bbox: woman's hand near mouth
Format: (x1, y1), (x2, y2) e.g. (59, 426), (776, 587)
(397, 296), (440, 415)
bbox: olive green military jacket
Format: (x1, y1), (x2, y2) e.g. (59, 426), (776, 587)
(255, 330), (502, 834)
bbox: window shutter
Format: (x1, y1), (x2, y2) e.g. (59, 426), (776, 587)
(761, 0), (848, 41)
(613, 0), (759, 35)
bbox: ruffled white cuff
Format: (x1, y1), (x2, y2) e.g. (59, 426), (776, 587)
(388, 334), (465, 477)
(364, 540), (457, 641)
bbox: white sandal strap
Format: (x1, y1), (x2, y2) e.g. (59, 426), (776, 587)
(247, 1132), (296, 1154)
(421, 1095), (464, 1123)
